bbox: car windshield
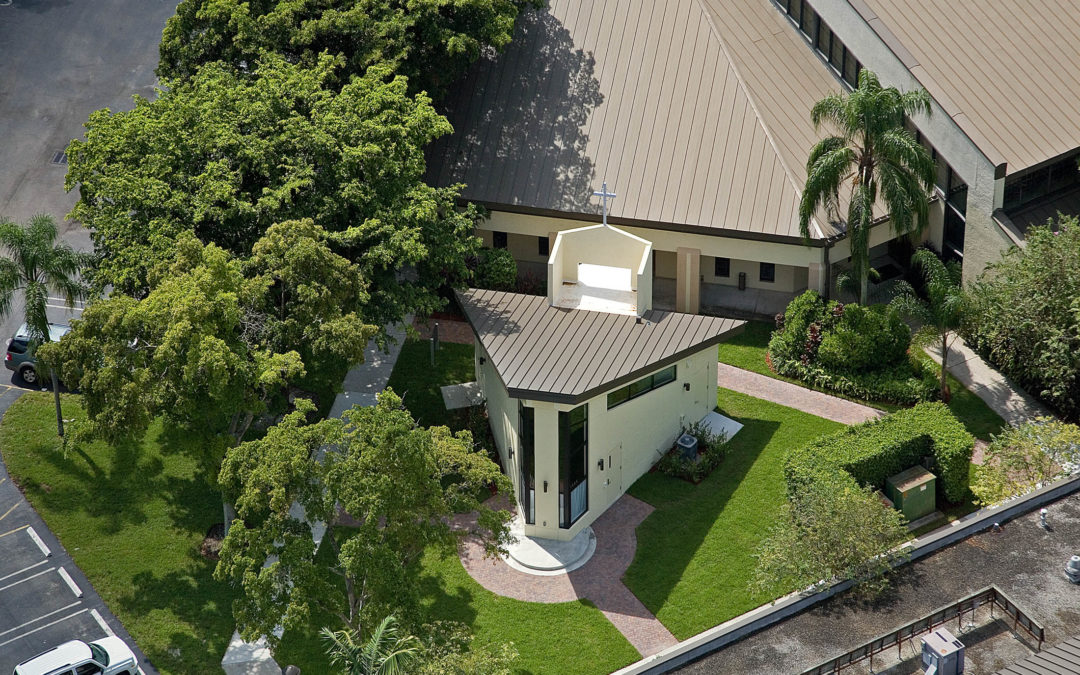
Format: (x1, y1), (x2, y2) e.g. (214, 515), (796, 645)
(88, 643), (108, 665)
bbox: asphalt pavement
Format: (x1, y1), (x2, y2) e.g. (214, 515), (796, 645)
(0, 0), (178, 348)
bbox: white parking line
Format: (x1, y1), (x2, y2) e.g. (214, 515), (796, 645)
(57, 567), (83, 598)
(0, 567), (54, 594)
(89, 609), (113, 637)
(26, 526), (51, 557)
(0, 560), (49, 584)
(0, 609), (89, 648)
(0, 602), (81, 638)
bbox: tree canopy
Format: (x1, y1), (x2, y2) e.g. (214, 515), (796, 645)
(799, 69), (936, 303)
(215, 391), (513, 645)
(158, 0), (534, 99)
(963, 219), (1080, 421)
(67, 54), (480, 329)
(40, 234), (308, 448)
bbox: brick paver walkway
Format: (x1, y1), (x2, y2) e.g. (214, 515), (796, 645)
(717, 363), (883, 425)
(455, 494), (678, 657)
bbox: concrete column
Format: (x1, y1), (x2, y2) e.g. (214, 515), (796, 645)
(526, 402), (561, 539)
(808, 261), (826, 294)
(676, 247), (701, 314)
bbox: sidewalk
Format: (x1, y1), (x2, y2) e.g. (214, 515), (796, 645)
(716, 363), (883, 425)
(925, 336), (1050, 426)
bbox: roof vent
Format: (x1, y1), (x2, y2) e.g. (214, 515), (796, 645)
(1066, 555), (1080, 583)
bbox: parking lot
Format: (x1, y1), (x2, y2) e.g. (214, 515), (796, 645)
(0, 392), (154, 674)
(4, 296), (84, 391)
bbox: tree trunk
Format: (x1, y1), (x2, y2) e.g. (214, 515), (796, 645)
(51, 369), (64, 438)
(859, 274), (869, 305)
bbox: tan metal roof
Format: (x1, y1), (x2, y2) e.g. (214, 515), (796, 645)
(457, 289), (744, 403)
(851, 0), (1080, 173)
(428, 0), (846, 241)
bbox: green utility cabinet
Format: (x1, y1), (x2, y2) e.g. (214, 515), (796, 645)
(885, 466), (936, 521)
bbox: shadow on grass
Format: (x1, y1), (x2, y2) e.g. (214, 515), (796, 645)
(20, 432), (165, 534)
(120, 557), (238, 674)
(624, 415), (781, 616)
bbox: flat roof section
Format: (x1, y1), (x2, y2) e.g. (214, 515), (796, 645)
(457, 289), (744, 404)
(427, 0), (846, 241)
(853, 0), (1080, 173)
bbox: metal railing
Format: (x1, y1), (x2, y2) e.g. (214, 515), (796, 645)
(800, 585), (1045, 674)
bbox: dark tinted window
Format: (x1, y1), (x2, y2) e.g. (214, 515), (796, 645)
(760, 262), (776, 283)
(538, 236), (549, 256)
(714, 257), (730, 278)
(493, 231), (508, 249)
(7, 339), (28, 355)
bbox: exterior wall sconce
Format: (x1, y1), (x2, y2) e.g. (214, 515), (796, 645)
(479, 356), (486, 365)
(598, 459), (605, 471)
(543, 480), (548, 493)
(683, 382), (691, 391)
(509, 448), (514, 459)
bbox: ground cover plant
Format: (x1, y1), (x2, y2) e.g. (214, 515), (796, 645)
(625, 388), (843, 639)
(0, 393), (238, 674)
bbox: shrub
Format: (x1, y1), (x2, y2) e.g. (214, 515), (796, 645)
(475, 248), (517, 291)
(963, 219), (1080, 421)
(785, 402), (974, 504)
(752, 471), (909, 599)
(970, 418), (1080, 506)
(768, 290), (934, 405)
(655, 421), (729, 483)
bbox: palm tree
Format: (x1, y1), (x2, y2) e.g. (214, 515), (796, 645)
(0, 214), (90, 437)
(890, 248), (966, 401)
(321, 615), (421, 675)
(799, 69), (937, 304)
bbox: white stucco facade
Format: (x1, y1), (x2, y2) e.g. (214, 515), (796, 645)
(476, 342), (718, 542)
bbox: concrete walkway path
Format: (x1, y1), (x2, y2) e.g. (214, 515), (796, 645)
(456, 495), (678, 658)
(925, 336), (1050, 426)
(717, 363), (883, 425)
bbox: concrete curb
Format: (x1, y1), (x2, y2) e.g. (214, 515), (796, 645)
(613, 473), (1080, 674)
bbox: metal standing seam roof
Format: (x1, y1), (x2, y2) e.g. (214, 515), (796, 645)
(427, 0), (847, 241)
(457, 289), (744, 404)
(850, 0), (1080, 174)
(994, 635), (1080, 675)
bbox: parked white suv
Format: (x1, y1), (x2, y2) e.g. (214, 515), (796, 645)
(12, 637), (137, 675)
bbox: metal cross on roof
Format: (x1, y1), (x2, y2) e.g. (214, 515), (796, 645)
(592, 182), (617, 227)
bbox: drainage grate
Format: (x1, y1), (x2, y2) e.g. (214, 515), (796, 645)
(50, 151), (67, 165)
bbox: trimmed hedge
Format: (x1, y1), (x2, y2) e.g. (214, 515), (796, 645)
(785, 402), (974, 504)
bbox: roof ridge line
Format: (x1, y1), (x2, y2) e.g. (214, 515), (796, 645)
(694, 0), (826, 238)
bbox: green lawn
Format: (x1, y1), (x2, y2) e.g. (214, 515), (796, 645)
(386, 339), (476, 428)
(624, 388), (844, 639)
(274, 544), (640, 674)
(0, 393), (237, 674)
(716, 321), (1005, 440)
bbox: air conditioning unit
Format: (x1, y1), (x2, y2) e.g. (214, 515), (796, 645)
(922, 628), (965, 675)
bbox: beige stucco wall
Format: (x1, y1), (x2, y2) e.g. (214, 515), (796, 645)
(513, 348), (718, 541)
(476, 343), (517, 479)
(701, 254), (807, 293)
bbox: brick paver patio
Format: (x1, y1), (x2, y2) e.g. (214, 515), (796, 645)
(455, 494), (678, 657)
(717, 362), (883, 425)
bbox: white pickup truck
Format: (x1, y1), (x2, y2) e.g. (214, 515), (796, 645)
(12, 637), (138, 675)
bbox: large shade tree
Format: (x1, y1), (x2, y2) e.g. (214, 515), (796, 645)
(66, 55), (480, 331)
(215, 392), (513, 646)
(0, 214), (90, 437)
(157, 0), (534, 99)
(799, 69), (936, 303)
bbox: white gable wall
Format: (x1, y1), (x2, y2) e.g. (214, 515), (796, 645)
(477, 343), (719, 542)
